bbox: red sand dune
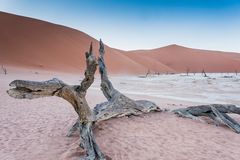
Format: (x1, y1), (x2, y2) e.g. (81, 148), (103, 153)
(1, 11), (240, 74)
(127, 45), (240, 73)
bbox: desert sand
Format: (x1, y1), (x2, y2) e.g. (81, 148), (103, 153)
(1, 11), (240, 75)
(1, 68), (240, 160)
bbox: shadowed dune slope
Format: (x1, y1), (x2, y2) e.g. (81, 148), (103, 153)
(1, 12), (240, 74)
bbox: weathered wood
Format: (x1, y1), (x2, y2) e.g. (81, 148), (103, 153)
(94, 39), (161, 122)
(68, 40), (161, 137)
(210, 105), (240, 133)
(67, 118), (80, 137)
(173, 104), (240, 133)
(7, 44), (105, 160)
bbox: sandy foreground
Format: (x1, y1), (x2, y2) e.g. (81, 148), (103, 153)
(1, 69), (240, 160)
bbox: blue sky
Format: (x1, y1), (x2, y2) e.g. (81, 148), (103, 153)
(0, 0), (240, 52)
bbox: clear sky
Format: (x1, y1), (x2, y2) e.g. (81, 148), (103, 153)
(0, 0), (240, 52)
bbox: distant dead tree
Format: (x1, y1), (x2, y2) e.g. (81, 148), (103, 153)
(235, 70), (238, 76)
(202, 69), (207, 77)
(1, 65), (7, 75)
(186, 67), (190, 76)
(145, 69), (150, 77)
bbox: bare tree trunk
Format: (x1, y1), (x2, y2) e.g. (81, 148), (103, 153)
(7, 44), (105, 160)
(202, 69), (207, 77)
(1, 65), (7, 75)
(186, 67), (189, 76)
(173, 104), (240, 133)
(145, 69), (150, 77)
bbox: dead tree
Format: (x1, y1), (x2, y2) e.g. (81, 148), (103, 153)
(145, 69), (150, 77)
(1, 65), (7, 75)
(68, 40), (161, 136)
(202, 69), (207, 77)
(7, 44), (105, 160)
(186, 67), (190, 76)
(235, 70), (238, 76)
(7, 41), (161, 159)
(173, 104), (240, 133)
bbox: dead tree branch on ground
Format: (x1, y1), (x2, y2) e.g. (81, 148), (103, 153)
(173, 104), (240, 133)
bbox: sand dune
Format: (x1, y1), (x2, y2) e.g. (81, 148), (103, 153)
(1, 11), (240, 74)
(127, 45), (240, 73)
(0, 12), (144, 74)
